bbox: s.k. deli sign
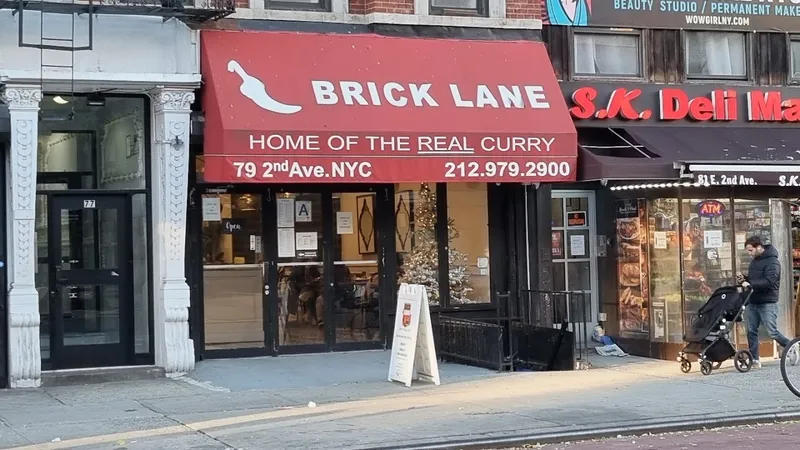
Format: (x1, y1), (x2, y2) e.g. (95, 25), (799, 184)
(561, 82), (800, 126)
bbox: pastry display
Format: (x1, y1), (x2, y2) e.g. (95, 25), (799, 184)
(616, 199), (650, 336)
(618, 218), (640, 241)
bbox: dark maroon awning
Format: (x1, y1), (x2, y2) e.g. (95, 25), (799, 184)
(577, 127), (800, 184)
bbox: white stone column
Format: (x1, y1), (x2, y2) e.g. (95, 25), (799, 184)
(2, 85), (42, 388)
(150, 88), (195, 375)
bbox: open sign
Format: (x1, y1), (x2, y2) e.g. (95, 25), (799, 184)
(222, 219), (243, 234)
(697, 200), (726, 218)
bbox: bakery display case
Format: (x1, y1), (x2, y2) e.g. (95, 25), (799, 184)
(616, 199), (650, 339)
(613, 192), (793, 359)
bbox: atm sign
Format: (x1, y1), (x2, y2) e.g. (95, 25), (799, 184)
(697, 200), (726, 218)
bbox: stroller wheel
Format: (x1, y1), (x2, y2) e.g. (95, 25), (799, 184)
(680, 359), (692, 373)
(713, 362), (723, 370)
(700, 361), (713, 375)
(734, 350), (753, 373)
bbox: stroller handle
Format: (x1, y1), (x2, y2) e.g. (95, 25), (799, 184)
(735, 284), (750, 293)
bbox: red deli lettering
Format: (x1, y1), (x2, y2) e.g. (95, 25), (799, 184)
(569, 87), (647, 120)
(746, 91), (800, 122)
(659, 89), (737, 121)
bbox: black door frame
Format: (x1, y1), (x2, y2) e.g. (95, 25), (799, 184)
(264, 185), (392, 354)
(191, 183), (394, 359)
(0, 142), (7, 388)
(46, 191), (135, 369)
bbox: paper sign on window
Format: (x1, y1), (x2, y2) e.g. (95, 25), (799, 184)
(277, 228), (295, 257)
(276, 198), (294, 228)
(202, 197), (221, 222)
(336, 212), (354, 234)
(295, 232), (318, 251)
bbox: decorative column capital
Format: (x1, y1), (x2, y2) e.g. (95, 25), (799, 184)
(151, 88), (196, 113)
(1, 85), (42, 110)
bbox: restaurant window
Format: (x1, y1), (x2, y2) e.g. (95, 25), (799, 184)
(685, 31), (747, 79)
(791, 37), (800, 80)
(201, 193), (265, 350)
(396, 183), (491, 307)
(430, 0), (488, 17)
(573, 31), (642, 78)
(446, 184), (491, 305)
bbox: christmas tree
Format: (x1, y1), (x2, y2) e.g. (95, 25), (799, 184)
(398, 183), (472, 304)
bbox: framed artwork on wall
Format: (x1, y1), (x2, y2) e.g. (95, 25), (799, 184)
(395, 190), (415, 253)
(356, 194), (376, 254)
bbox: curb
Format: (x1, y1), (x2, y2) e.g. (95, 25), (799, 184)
(364, 409), (800, 450)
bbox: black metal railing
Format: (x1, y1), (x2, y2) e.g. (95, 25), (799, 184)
(1, 0), (236, 22)
(519, 289), (591, 368)
(428, 289), (587, 372)
(432, 315), (507, 371)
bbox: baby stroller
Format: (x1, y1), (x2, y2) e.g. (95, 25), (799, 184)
(678, 285), (754, 376)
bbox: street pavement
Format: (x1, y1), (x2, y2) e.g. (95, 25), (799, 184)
(0, 350), (799, 449)
(516, 422), (800, 449)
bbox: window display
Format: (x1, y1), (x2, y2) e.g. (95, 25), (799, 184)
(397, 183), (491, 306)
(648, 198), (682, 343)
(733, 199), (774, 345)
(613, 193), (793, 353)
(447, 184), (491, 304)
(681, 198), (733, 332)
(616, 198), (650, 338)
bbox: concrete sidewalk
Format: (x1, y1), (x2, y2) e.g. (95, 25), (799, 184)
(0, 351), (799, 449)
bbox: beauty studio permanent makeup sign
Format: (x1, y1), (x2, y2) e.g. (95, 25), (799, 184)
(200, 31), (578, 184)
(541, 0), (800, 31)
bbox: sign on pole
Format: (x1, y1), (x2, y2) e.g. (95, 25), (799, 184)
(388, 283), (441, 387)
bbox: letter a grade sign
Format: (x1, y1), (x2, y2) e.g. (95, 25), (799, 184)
(295, 200), (312, 222)
(388, 283), (441, 387)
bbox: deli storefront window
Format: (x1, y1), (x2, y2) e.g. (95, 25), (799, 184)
(615, 194), (788, 348)
(681, 198), (733, 335)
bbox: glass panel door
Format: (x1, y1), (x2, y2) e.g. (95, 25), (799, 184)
(274, 193), (326, 348)
(551, 192), (598, 334)
(48, 194), (132, 369)
(332, 193), (381, 343)
(201, 192), (265, 351)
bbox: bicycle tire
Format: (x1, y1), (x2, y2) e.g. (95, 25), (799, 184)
(780, 336), (800, 398)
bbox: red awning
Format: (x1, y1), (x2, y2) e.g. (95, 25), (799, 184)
(200, 30), (577, 183)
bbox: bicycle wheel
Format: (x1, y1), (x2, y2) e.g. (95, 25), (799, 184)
(780, 337), (800, 398)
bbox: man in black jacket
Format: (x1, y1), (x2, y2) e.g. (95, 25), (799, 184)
(737, 236), (794, 368)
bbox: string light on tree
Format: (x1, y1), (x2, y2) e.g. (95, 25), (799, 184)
(399, 183), (472, 305)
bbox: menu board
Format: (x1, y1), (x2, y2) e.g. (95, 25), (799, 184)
(616, 199), (651, 338)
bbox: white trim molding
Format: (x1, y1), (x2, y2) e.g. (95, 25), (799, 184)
(149, 88), (196, 376)
(232, 8), (539, 28)
(0, 71), (200, 94)
(1, 84), (42, 388)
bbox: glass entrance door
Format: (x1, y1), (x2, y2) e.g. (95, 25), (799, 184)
(47, 194), (132, 369)
(266, 189), (387, 352)
(551, 192), (598, 335)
